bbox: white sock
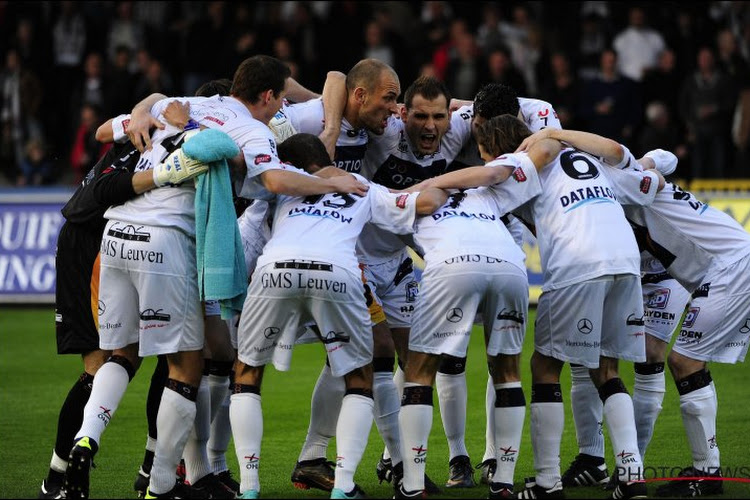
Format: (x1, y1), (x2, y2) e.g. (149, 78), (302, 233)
(334, 394), (374, 492)
(436, 372), (469, 460)
(208, 388), (232, 474)
(230, 392), (262, 494)
(484, 375), (496, 462)
(208, 374), (229, 422)
(603, 392), (643, 482)
(493, 382), (525, 485)
(570, 365), (604, 458)
(384, 366), (406, 461)
(373, 371), (403, 464)
(145, 435), (157, 453)
(76, 361), (130, 444)
(298, 364), (345, 462)
(183, 376), (212, 484)
(633, 368), (666, 459)
(530, 387), (564, 489)
(680, 383), (720, 472)
(149, 388), (197, 495)
(49, 451), (68, 474)
(399, 384), (432, 492)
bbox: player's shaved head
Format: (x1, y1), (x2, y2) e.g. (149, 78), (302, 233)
(346, 58), (397, 93)
(475, 114), (531, 156)
(473, 83), (520, 120)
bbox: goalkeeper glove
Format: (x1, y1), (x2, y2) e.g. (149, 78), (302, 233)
(152, 147), (208, 187)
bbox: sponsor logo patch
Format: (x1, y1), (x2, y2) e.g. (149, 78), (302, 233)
(512, 167), (527, 182)
(254, 154), (272, 165)
(396, 194), (409, 209)
(640, 176), (652, 194)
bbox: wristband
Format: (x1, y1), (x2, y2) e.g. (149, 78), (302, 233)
(185, 119), (200, 131)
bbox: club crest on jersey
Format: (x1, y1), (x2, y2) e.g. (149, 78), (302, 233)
(396, 194), (409, 209)
(512, 167), (527, 182)
(640, 176), (652, 194)
(254, 154), (272, 165)
(645, 288), (670, 309)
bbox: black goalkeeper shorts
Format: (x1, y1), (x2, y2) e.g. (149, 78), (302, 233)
(55, 221), (103, 354)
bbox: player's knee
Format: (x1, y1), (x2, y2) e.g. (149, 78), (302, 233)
(438, 355), (467, 375)
(344, 364), (373, 391)
(107, 354), (138, 381)
(674, 368), (713, 396)
(597, 377), (629, 403)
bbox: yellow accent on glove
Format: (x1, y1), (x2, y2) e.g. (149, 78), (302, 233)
(152, 147), (209, 187)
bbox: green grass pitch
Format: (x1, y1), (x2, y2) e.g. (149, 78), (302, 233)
(1, 307), (748, 498)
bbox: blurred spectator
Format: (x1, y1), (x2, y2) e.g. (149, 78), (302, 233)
(14, 17), (51, 78)
(733, 86), (750, 176)
(635, 101), (688, 163)
(432, 18), (469, 82)
(69, 103), (107, 184)
(576, 12), (611, 80)
(18, 138), (55, 186)
(363, 19), (395, 69)
(613, 6), (666, 82)
(71, 52), (106, 123)
(421, 1), (453, 53)
(133, 58), (175, 103)
(679, 47), (737, 178)
(475, 3), (506, 52)
(539, 51), (581, 129)
(106, 1), (144, 66)
(445, 31), (481, 99)
(370, 6), (418, 85)
(579, 49), (641, 143)
(105, 45), (135, 116)
(318, 1), (369, 78)
(1, 47), (44, 180)
(663, 8), (714, 76)
(511, 24), (548, 96)
(641, 48), (683, 124)
(273, 36), (300, 81)
(482, 45), (528, 96)
(182, 1), (229, 96)
(280, 2), (323, 85)
(716, 29), (750, 92)
(502, 4), (534, 54)
(225, 4), (259, 79)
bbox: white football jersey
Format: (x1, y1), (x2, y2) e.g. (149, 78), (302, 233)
(512, 148), (658, 291)
(624, 180), (750, 292)
(414, 187), (528, 270)
(357, 113), (472, 262)
(256, 173), (418, 271)
(105, 96), (289, 235)
(282, 99), (369, 173)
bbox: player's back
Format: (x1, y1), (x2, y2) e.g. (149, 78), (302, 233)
(257, 174), (416, 271)
(516, 148), (640, 291)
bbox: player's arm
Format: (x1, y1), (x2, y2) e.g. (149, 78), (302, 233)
(286, 76), (321, 103)
(260, 169), (368, 197)
(128, 92), (169, 152)
(313, 165), (347, 177)
(319, 71), (347, 158)
(407, 165), (515, 191)
(415, 188), (448, 215)
(516, 128), (624, 166)
(450, 98), (473, 112)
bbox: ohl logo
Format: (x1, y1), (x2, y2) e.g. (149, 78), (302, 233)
(412, 445), (428, 464)
(336, 456), (345, 468)
(244, 454), (260, 469)
(616, 450), (637, 464)
(97, 406), (112, 426)
(499, 445), (517, 462)
(708, 435), (718, 449)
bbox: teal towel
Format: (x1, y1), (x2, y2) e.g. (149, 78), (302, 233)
(190, 129), (247, 320)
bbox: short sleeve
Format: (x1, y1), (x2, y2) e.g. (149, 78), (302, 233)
(368, 182), (417, 235)
(486, 153), (542, 214)
(604, 167), (659, 207)
(111, 114), (131, 143)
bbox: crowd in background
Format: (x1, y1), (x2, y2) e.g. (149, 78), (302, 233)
(2, 0), (750, 186)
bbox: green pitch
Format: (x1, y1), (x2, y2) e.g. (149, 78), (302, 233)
(1, 307), (747, 498)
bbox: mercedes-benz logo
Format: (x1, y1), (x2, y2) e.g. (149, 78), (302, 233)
(577, 318), (593, 335)
(98, 300), (106, 315)
(264, 326), (280, 339)
(446, 308), (463, 323)
(740, 318), (750, 334)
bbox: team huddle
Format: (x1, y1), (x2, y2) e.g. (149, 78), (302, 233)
(40, 54), (750, 500)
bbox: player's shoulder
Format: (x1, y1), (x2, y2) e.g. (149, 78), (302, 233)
(454, 104), (474, 122)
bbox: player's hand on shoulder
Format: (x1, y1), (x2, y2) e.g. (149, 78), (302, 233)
(163, 101), (191, 130)
(330, 174), (369, 196)
(515, 128), (554, 153)
(128, 108), (165, 153)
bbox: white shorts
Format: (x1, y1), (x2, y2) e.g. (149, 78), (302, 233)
(672, 254), (750, 363)
(98, 220), (204, 357)
(641, 273), (691, 342)
(237, 260), (372, 377)
(409, 257), (528, 358)
(362, 249), (419, 328)
(535, 274), (646, 369)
